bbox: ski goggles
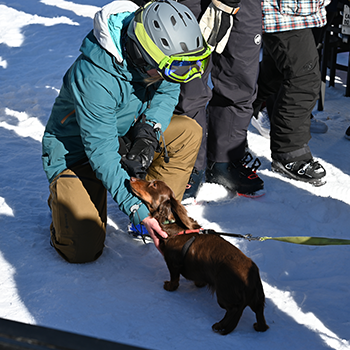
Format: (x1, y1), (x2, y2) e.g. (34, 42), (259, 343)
(157, 47), (211, 83)
(132, 7), (211, 83)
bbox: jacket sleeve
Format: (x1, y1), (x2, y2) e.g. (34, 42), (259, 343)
(142, 79), (181, 131)
(71, 76), (149, 225)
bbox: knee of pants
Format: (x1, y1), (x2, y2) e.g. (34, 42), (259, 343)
(48, 164), (107, 264)
(170, 114), (202, 149)
(186, 117), (202, 146)
(51, 223), (106, 264)
(147, 115), (202, 200)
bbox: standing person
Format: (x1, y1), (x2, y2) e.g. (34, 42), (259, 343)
(251, 0), (329, 186)
(41, 0), (211, 263)
(178, 0), (265, 200)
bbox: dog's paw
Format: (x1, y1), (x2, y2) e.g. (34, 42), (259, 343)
(194, 281), (207, 288)
(212, 322), (230, 335)
(163, 280), (179, 291)
(253, 322), (269, 332)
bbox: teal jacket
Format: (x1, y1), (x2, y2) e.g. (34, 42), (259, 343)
(42, 3), (180, 224)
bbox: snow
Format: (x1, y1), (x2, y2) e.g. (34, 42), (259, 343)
(0, 1), (350, 349)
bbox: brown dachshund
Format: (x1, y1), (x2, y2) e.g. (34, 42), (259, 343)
(129, 177), (269, 335)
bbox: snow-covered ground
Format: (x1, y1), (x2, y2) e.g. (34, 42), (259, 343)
(1, 1), (350, 349)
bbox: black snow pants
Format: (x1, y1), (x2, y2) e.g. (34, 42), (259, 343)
(253, 28), (320, 163)
(174, 0), (262, 169)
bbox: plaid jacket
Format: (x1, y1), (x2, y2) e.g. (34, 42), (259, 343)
(262, 0), (330, 33)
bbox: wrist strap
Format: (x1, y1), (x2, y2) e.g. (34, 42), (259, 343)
(212, 0), (240, 14)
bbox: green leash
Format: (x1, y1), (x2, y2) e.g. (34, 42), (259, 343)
(202, 229), (350, 246)
(259, 236), (350, 246)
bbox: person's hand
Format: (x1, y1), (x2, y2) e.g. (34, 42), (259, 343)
(141, 216), (168, 254)
(121, 122), (159, 179)
(199, 0), (240, 54)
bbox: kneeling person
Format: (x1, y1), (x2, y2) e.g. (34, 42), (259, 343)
(42, 0), (211, 263)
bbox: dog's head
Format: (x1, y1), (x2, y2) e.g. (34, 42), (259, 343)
(129, 177), (199, 232)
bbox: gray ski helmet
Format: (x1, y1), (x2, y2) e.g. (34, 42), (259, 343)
(127, 0), (205, 67)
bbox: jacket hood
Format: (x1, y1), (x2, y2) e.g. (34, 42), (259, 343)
(93, 0), (139, 63)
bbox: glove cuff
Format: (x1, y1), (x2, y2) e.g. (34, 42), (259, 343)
(212, 0), (239, 14)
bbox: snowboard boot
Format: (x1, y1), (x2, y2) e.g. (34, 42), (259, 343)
(206, 152), (264, 196)
(182, 167), (204, 201)
(271, 158), (326, 186)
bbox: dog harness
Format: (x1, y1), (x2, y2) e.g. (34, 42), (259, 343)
(173, 229), (201, 262)
(180, 235), (196, 261)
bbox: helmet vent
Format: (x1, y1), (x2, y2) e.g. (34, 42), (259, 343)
(196, 37), (200, 48)
(153, 20), (160, 29)
(161, 38), (170, 48)
(184, 12), (193, 21)
(180, 42), (189, 52)
(170, 16), (177, 26)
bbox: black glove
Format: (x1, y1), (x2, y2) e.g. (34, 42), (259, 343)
(199, 0), (240, 54)
(121, 122), (159, 179)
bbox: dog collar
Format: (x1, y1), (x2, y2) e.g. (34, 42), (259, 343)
(177, 229), (202, 235)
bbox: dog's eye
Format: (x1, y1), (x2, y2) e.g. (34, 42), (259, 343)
(149, 181), (157, 189)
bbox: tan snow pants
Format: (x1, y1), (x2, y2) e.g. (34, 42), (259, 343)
(48, 114), (202, 263)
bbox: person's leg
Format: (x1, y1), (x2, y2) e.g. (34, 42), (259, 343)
(174, 64), (212, 172)
(264, 29), (319, 163)
(146, 114), (202, 201)
(174, 0), (212, 200)
(204, 0), (264, 195)
(252, 48), (283, 118)
(174, 0), (212, 171)
(262, 29), (326, 185)
(207, 0), (262, 164)
(48, 162), (107, 263)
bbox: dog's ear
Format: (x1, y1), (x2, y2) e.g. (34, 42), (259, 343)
(157, 198), (175, 223)
(169, 196), (200, 229)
